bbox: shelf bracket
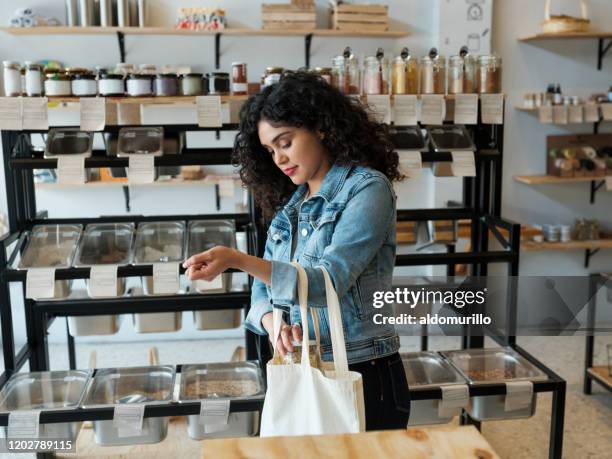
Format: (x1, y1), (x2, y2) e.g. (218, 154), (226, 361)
(214, 184), (221, 211)
(305, 33), (313, 69)
(122, 185), (130, 212)
(584, 248), (601, 268)
(116, 31), (126, 64)
(215, 32), (222, 70)
(597, 38), (612, 71)
(590, 179), (605, 204)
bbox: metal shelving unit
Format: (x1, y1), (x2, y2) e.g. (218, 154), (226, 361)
(584, 273), (612, 394)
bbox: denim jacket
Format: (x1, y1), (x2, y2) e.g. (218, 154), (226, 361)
(244, 163), (399, 364)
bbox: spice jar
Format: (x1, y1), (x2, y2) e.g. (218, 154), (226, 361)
(98, 73), (125, 96)
(44, 70), (72, 97)
(263, 67), (284, 87)
(313, 67), (333, 84)
(207, 72), (230, 95)
(24, 62), (44, 97)
(138, 64), (157, 75)
(115, 63), (134, 77)
(126, 73), (153, 96)
(363, 48), (389, 95)
(448, 55), (465, 94)
(154, 73), (179, 96)
(419, 48), (446, 95)
(391, 48), (418, 95)
(462, 49), (477, 93)
(331, 47), (360, 95)
(179, 73), (205, 96)
(477, 55), (502, 94)
(3, 61), (22, 96)
(231, 62), (248, 95)
(71, 72), (98, 97)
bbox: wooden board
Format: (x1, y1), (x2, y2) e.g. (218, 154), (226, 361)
(522, 239), (612, 252)
(513, 174), (608, 185)
(519, 30), (612, 41)
(332, 3), (388, 32)
(588, 366), (612, 390)
(202, 426), (500, 459)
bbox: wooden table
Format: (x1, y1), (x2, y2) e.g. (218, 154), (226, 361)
(202, 426), (500, 459)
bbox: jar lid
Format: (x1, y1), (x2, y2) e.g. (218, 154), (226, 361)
(26, 63), (43, 70)
(265, 67), (284, 73)
(127, 73), (154, 79)
(180, 73), (203, 78)
(46, 71), (72, 81)
(208, 72), (230, 78)
(65, 67), (90, 75)
(231, 62), (246, 66)
(156, 73), (178, 78)
(3, 60), (20, 67)
(100, 73), (124, 80)
(73, 73), (96, 80)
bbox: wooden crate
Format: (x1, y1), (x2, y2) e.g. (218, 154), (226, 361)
(332, 3), (389, 32)
(262, 3), (316, 30)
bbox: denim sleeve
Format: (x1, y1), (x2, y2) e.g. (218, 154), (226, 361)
(270, 177), (395, 309)
(244, 236), (273, 336)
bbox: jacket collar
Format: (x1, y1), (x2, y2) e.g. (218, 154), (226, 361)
(284, 163), (353, 213)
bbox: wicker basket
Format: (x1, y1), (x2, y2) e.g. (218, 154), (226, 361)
(541, 0), (590, 34)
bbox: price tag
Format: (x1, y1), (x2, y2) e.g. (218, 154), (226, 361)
(89, 265), (118, 298)
(584, 104), (600, 123)
(606, 176), (612, 191)
(504, 381), (533, 412)
(393, 95), (418, 126)
(113, 404), (144, 438)
(0, 97), (23, 130)
(420, 95), (445, 125)
(438, 385), (469, 418)
(481, 94), (505, 125)
(398, 151), (422, 178)
(552, 105), (568, 125)
(25, 268), (55, 300)
(454, 94), (479, 125)
(601, 103), (612, 121)
(80, 97), (106, 131)
(366, 95), (391, 124)
(537, 105), (553, 124)
(568, 105), (583, 124)
(200, 399), (230, 427)
(153, 262), (180, 295)
(57, 156), (86, 185)
(22, 97), (48, 130)
(197, 96), (222, 127)
(118, 103), (142, 125)
(451, 151), (476, 177)
(8, 411), (40, 439)
(128, 155), (155, 184)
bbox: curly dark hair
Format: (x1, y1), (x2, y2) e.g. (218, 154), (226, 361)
(233, 71), (403, 220)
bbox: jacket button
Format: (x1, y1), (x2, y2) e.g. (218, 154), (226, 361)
(301, 228), (308, 237)
(269, 299), (273, 304)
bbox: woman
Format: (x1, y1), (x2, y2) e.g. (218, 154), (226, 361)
(183, 71), (410, 430)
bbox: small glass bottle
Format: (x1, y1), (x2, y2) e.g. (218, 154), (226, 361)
(462, 47), (478, 94)
(363, 49), (389, 95)
(391, 48), (418, 95)
(419, 48), (446, 95)
(448, 55), (465, 95)
(263, 67), (284, 87)
(3, 61), (22, 96)
(477, 55), (502, 94)
(231, 62), (248, 95)
(24, 62), (44, 96)
(331, 47), (360, 95)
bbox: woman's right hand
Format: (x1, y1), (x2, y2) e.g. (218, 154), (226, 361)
(261, 312), (302, 357)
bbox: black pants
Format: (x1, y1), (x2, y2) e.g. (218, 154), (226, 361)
(349, 352), (410, 431)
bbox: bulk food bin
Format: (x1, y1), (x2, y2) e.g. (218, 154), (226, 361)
(132, 221), (186, 333)
(71, 223), (134, 336)
(401, 352), (467, 426)
(187, 220), (240, 330)
(427, 125), (476, 152)
(388, 126), (427, 151)
(44, 129), (94, 158)
(0, 370), (91, 440)
(178, 362), (264, 440)
(17, 224), (82, 299)
(81, 366), (175, 446)
(442, 347), (548, 421)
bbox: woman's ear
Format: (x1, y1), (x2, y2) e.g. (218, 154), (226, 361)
(317, 131), (325, 141)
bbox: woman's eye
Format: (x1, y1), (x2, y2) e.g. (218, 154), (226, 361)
(281, 142), (291, 149)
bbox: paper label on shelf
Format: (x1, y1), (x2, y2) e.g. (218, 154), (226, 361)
(89, 265), (118, 298)
(481, 94), (504, 125)
(393, 95), (418, 126)
(153, 262), (180, 295)
(113, 404), (144, 438)
(128, 155), (155, 184)
(606, 176), (612, 191)
(537, 105), (553, 124)
(80, 97), (106, 131)
(57, 156), (86, 185)
(568, 105), (584, 124)
(584, 104), (600, 123)
(200, 399), (230, 427)
(197, 96), (222, 127)
(438, 384), (469, 418)
(0, 97), (23, 130)
(454, 94), (479, 125)
(194, 276), (223, 291)
(601, 103), (612, 121)
(504, 381), (533, 412)
(366, 95), (391, 124)
(398, 151), (422, 178)
(451, 151), (476, 177)
(552, 105), (568, 125)
(8, 410), (40, 439)
(118, 103), (142, 125)
(420, 95), (445, 125)
(25, 268), (55, 300)
(218, 178), (235, 197)
(21, 97), (48, 130)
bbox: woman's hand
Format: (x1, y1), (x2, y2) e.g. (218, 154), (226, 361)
(183, 246), (240, 281)
(261, 312), (302, 357)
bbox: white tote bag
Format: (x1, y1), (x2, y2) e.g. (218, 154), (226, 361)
(260, 263), (366, 437)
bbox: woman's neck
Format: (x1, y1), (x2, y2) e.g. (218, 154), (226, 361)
(306, 160), (332, 197)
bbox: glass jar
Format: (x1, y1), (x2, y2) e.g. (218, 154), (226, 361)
(313, 67), (333, 84)
(179, 73), (204, 96)
(138, 64), (157, 75)
(477, 55), (502, 94)
(44, 70), (72, 97)
(331, 48), (360, 95)
(391, 48), (418, 95)
(463, 54), (477, 93)
(115, 63), (134, 77)
(154, 73), (179, 96)
(448, 55), (465, 95)
(231, 62), (248, 95)
(3, 61), (22, 96)
(24, 62), (44, 97)
(263, 67), (284, 88)
(207, 72), (230, 95)
(71, 73), (98, 97)
(126, 74), (153, 96)
(419, 49), (446, 95)
(363, 55), (389, 95)
(98, 73), (125, 96)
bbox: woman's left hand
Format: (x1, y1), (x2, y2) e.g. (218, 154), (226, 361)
(183, 246), (239, 281)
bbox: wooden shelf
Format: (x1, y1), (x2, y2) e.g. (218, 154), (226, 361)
(35, 176), (238, 189)
(587, 366), (612, 391)
(47, 95), (248, 106)
(0, 26), (409, 38)
(519, 31), (612, 42)
(513, 175), (608, 185)
(522, 239), (612, 252)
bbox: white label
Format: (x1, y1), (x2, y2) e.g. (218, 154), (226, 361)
(0, 97), (23, 130)
(454, 94), (479, 125)
(504, 381), (533, 412)
(80, 97), (106, 131)
(200, 399), (230, 426)
(584, 104), (600, 123)
(197, 96), (222, 127)
(553, 105), (568, 125)
(367, 95), (391, 124)
(393, 95), (418, 126)
(537, 105), (553, 124)
(194, 276), (223, 291)
(128, 155), (155, 184)
(25, 268), (55, 299)
(438, 384), (469, 418)
(113, 404), (144, 438)
(568, 105), (583, 124)
(8, 411), (40, 439)
(118, 103), (142, 125)
(451, 151), (476, 177)
(606, 176), (612, 191)
(218, 178), (235, 197)
(420, 95), (445, 125)
(232, 82), (248, 93)
(89, 265), (118, 298)
(398, 151), (422, 178)
(57, 156), (86, 185)
(601, 103), (612, 121)
(481, 94), (505, 125)
(153, 262), (180, 295)
(22, 97), (48, 130)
